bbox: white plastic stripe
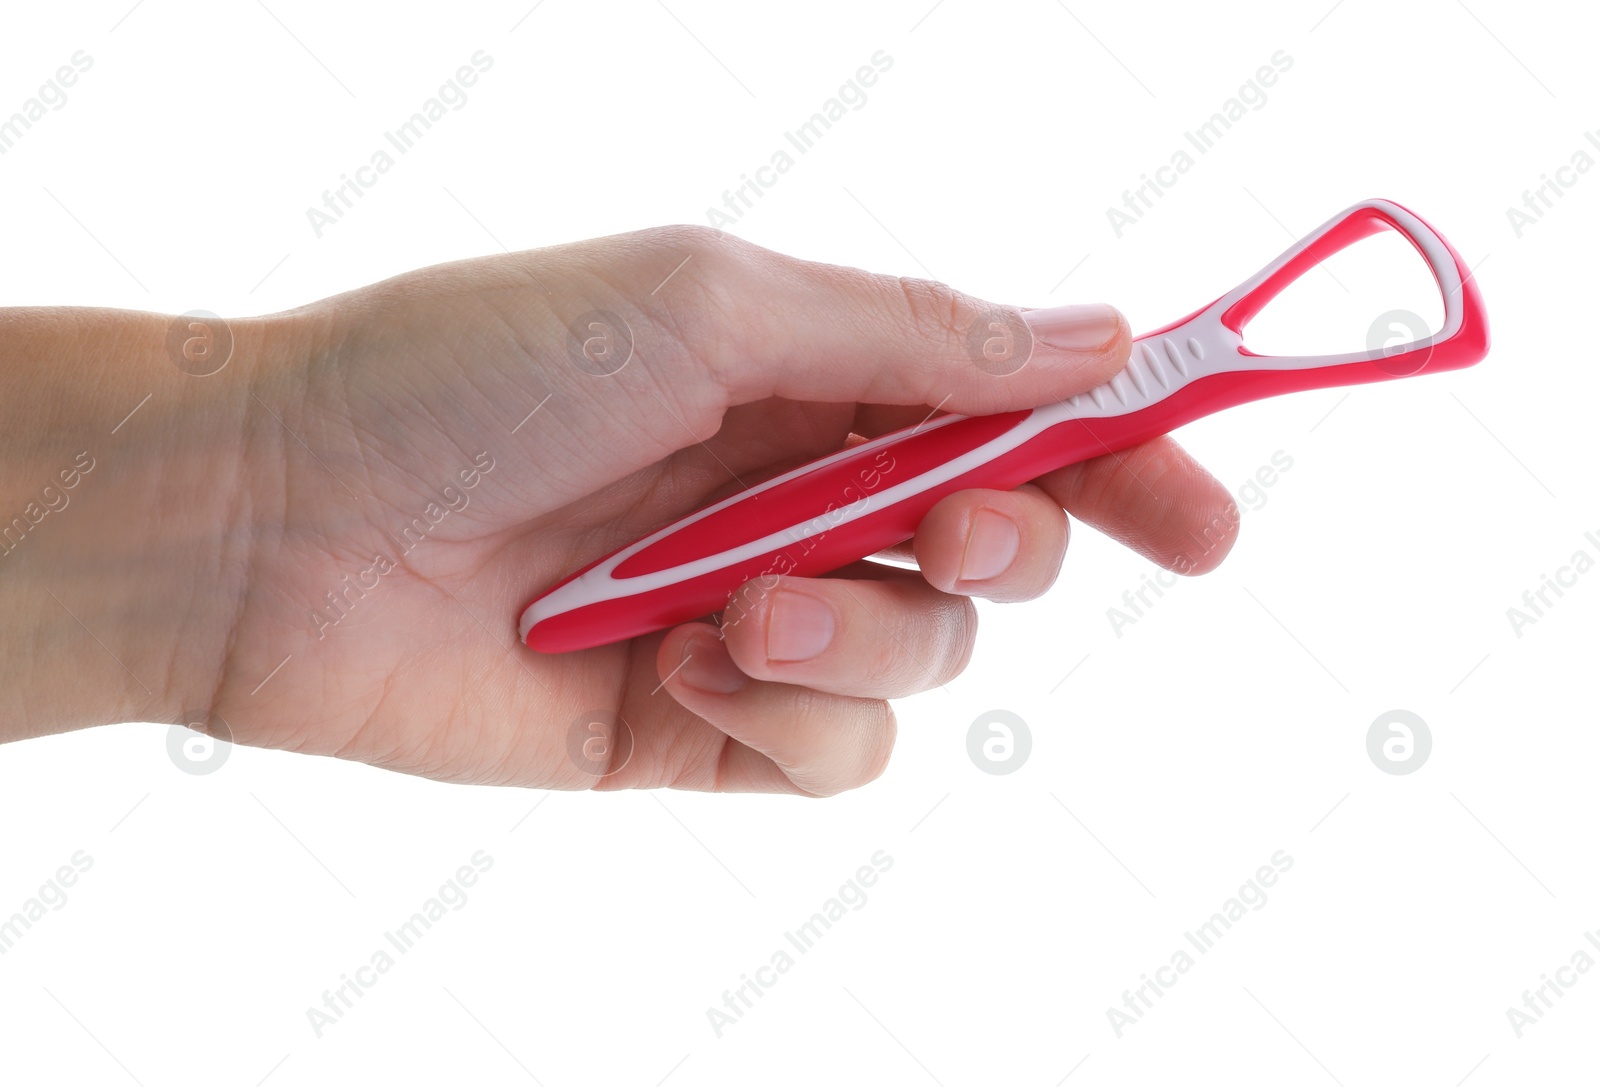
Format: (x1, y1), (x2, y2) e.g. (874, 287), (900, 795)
(520, 409), (1046, 639)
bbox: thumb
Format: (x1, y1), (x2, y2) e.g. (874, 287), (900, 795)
(658, 227), (1132, 414)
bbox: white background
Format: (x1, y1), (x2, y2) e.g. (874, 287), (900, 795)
(1, 0), (1595, 1083)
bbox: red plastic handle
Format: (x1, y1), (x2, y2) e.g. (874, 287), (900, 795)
(519, 199), (1488, 653)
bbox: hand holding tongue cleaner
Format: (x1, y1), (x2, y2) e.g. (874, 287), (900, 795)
(520, 198), (1489, 653)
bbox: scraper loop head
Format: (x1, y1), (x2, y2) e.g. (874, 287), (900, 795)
(1202, 197), (1486, 380)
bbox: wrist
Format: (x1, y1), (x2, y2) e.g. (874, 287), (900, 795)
(0, 306), (311, 741)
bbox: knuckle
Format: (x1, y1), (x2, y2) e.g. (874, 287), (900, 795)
(1098, 448), (1165, 512)
(630, 224), (762, 373)
(860, 632), (916, 691)
(894, 275), (986, 348)
(638, 224), (755, 283)
(855, 702), (897, 787)
(931, 595), (979, 685)
(1065, 453), (1130, 514)
(797, 700), (897, 798)
(864, 587), (977, 694)
(639, 221), (721, 251)
(864, 591), (977, 693)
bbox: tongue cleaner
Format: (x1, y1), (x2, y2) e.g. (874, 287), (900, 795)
(520, 198), (1489, 654)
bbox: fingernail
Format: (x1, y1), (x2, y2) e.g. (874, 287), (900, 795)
(679, 632), (747, 694)
(1023, 303), (1122, 352)
(767, 589), (837, 663)
(959, 509), (1021, 583)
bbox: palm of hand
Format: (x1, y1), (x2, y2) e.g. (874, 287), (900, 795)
(219, 280), (856, 792)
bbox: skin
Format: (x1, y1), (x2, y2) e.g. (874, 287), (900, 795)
(0, 225), (1239, 795)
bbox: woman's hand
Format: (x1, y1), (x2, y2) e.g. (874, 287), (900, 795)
(0, 226), (1240, 794)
